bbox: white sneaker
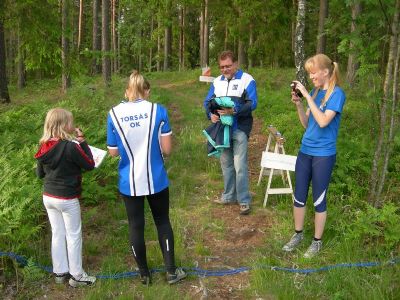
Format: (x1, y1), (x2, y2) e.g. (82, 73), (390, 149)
(304, 240), (322, 258)
(282, 232), (304, 252)
(69, 271), (96, 287)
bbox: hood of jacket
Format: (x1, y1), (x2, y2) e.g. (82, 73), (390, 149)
(34, 139), (68, 169)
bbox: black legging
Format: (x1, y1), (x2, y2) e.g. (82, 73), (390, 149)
(122, 187), (175, 275)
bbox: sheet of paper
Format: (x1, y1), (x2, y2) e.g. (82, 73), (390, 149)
(89, 145), (107, 168)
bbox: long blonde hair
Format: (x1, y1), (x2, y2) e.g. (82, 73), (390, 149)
(305, 54), (340, 107)
(125, 70), (146, 101)
(39, 108), (74, 144)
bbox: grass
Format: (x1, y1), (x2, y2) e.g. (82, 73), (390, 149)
(1, 69), (399, 299)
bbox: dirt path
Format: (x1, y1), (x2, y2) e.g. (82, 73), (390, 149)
(157, 78), (273, 299)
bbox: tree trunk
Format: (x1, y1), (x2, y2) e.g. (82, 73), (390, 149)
(149, 15), (154, 72)
(111, 0), (117, 73)
(102, 0), (111, 85)
(117, 2), (121, 72)
(248, 24), (253, 69)
(78, 0), (83, 52)
(316, 0), (328, 54)
(199, 1), (204, 67)
(62, 0), (71, 93)
(0, 20), (10, 103)
(17, 29), (25, 89)
(178, 5), (185, 71)
(92, 0), (101, 74)
(294, 0), (307, 85)
(224, 22), (228, 50)
(291, 0), (296, 53)
(346, 2), (362, 86)
(369, 0), (400, 206)
(377, 38), (400, 203)
(163, 25), (172, 71)
(157, 16), (161, 71)
(238, 38), (245, 68)
(203, 0), (209, 67)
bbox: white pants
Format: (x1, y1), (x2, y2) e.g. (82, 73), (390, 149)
(43, 195), (83, 277)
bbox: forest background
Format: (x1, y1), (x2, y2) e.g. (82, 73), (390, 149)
(0, 0), (399, 299)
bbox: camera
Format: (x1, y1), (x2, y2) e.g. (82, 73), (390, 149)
(291, 82), (303, 98)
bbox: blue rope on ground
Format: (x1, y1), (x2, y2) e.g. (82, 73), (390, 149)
(1, 251), (399, 279)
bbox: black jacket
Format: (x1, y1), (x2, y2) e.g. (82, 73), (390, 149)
(35, 139), (95, 199)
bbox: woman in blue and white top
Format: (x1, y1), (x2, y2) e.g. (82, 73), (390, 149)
(107, 71), (186, 285)
(282, 54), (346, 258)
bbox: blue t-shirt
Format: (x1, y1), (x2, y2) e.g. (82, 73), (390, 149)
(300, 86), (346, 156)
(107, 100), (172, 196)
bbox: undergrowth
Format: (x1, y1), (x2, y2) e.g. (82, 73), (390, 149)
(0, 69), (399, 299)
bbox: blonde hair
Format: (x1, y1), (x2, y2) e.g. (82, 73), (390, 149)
(125, 70), (147, 101)
(39, 108), (74, 144)
(305, 54), (340, 107)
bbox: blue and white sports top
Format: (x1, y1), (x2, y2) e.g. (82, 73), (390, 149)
(300, 86), (346, 156)
(107, 100), (172, 196)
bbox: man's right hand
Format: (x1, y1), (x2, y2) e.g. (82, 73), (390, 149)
(210, 113), (220, 123)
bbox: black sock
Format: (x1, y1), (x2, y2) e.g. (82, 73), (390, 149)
(313, 237), (321, 241)
(295, 230), (303, 234)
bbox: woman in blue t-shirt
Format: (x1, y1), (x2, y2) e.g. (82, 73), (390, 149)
(107, 71), (186, 285)
(282, 54), (346, 258)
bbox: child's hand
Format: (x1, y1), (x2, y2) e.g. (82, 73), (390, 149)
(75, 128), (86, 142)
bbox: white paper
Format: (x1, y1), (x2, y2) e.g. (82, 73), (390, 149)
(260, 151), (297, 171)
(89, 145), (107, 168)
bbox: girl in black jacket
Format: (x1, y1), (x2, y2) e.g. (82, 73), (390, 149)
(35, 108), (96, 287)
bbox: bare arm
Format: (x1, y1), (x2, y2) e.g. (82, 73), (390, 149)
(160, 134), (172, 156)
(292, 91), (309, 128)
(108, 148), (119, 157)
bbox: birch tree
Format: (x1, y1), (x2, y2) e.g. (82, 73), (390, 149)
(294, 0), (307, 85)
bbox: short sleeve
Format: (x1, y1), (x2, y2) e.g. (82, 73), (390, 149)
(160, 106), (172, 136)
(326, 88), (346, 114)
(107, 112), (118, 148)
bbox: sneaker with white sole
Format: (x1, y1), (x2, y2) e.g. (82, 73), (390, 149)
(239, 204), (250, 215)
(166, 268), (187, 285)
(304, 240), (322, 258)
(282, 232), (304, 252)
(54, 272), (71, 284)
(69, 271), (96, 287)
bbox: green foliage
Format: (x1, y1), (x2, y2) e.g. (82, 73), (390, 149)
(20, 258), (47, 283)
(341, 203), (400, 250)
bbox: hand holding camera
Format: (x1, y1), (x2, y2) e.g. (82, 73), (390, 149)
(290, 81), (303, 98)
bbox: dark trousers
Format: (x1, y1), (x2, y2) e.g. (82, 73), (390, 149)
(122, 187), (175, 275)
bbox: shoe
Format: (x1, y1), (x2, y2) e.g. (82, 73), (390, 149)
(213, 199), (236, 205)
(239, 204), (250, 215)
(166, 268), (187, 285)
(69, 271), (96, 287)
(140, 274), (152, 286)
(282, 232), (304, 252)
(54, 272), (71, 284)
(304, 240), (322, 258)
